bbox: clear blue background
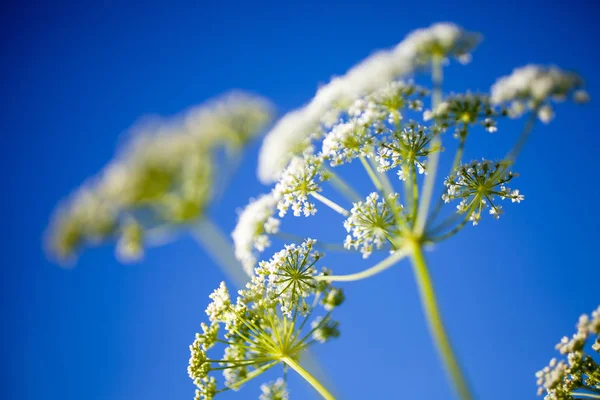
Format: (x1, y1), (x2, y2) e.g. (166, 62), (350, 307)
(2, 0), (599, 399)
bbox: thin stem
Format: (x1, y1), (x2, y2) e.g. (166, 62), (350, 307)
(368, 156), (394, 195)
(310, 192), (349, 216)
(315, 249), (408, 282)
(323, 166), (362, 203)
(282, 357), (335, 400)
(415, 56), (444, 235)
(191, 218), (250, 288)
(359, 155), (384, 192)
(409, 242), (472, 400)
(504, 111), (537, 165)
(574, 393), (600, 399)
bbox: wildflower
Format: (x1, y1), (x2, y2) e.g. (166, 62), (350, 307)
(273, 156), (327, 217)
(442, 160), (523, 225)
(424, 93), (502, 137)
(400, 22), (482, 65)
(322, 120), (378, 166)
(47, 92), (272, 264)
(188, 241), (342, 398)
(183, 91), (273, 150)
(344, 192), (402, 258)
(232, 194), (281, 275)
(257, 23), (477, 183)
(490, 65), (588, 122)
(259, 379), (289, 400)
(116, 219), (144, 263)
(45, 187), (117, 262)
(536, 305), (600, 399)
(376, 122), (439, 180)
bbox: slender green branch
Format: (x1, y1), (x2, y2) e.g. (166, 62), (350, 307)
(315, 249), (408, 282)
(414, 56), (444, 235)
(310, 192), (349, 216)
(282, 357), (335, 400)
(368, 156), (395, 195)
(409, 241), (472, 400)
(573, 393), (600, 399)
(360, 155), (384, 192)
(191, 218), (250, 288)
(323, 166), (362, 203)
(504, 111), (538, 165)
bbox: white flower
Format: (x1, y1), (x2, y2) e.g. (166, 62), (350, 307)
(205, 282), (232, 322)
(444, 160), (523, 223)
(260, 378), (289, 400)
(273, 156), (326, 217)
(232, 194), (281, 276)
(400, 22), (482, 65)
(183, 91), (273, 149)
(490, 65), (587, 121)
(322, 120), (377, 165)
(344, 192), (402, 258)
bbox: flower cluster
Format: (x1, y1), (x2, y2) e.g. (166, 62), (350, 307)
(231, 194), (280, 275)
(188, 240), (342, 399)
(491, 65), (589, 123)
(274, 156), (328, 217)
(257, 23), (481, 184)
(46, 92), (272, 264)
(424, 93), (503, 138)
(536, 306), (600, 399)
(442, 160), (524, 226)
(376, 121), (440, 180)
(344, 192), (403, 258)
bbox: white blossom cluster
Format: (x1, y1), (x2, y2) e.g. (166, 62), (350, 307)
(442, 160), (524, 226)
(273, 156), (327, 217)
(188, 239), (343, 399)
(536, 306), (600, 399)
(424, 93), (501, 138)
(376, 122), (438, 180)
(344, 192), (402, 258)
(491, 65), (589, 123)
(257, 23), (481, 184)
(322, 120), (378, 166)
(47, 92), (272, 264)
(231, 194), (280, 275)
(259, 379), (289, 400)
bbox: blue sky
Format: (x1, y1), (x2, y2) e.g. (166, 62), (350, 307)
(2, 0), (599, 399)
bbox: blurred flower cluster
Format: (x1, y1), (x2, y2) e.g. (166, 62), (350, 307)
(46, 92), (272, 264)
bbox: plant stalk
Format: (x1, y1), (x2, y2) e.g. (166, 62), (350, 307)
(282, 356), (335, 400)
(409, 242), (472, 400)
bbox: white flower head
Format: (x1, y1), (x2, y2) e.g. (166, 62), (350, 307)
(260, 378), (289, 400)
(274, 155), (327, 217)
(491, 65), (588, 121)
(322, 120), (378, 166)
(344, 192), (402, 258)
(232, 194), (281, 275)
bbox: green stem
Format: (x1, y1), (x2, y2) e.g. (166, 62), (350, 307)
(574, 393), (600, 399)
(316, 249), (408, 282)
(191, 218), (250, 288)
(359, 155), (384, 192)
(310, 192), (349, 216)
(414, 56), (444, 235)
(368, 156), (395, 195)
(409, 242), (472, 400)
(504, 111), (537, 164)
(323, 166), (362, 203)
(282, 357), (335, 400)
